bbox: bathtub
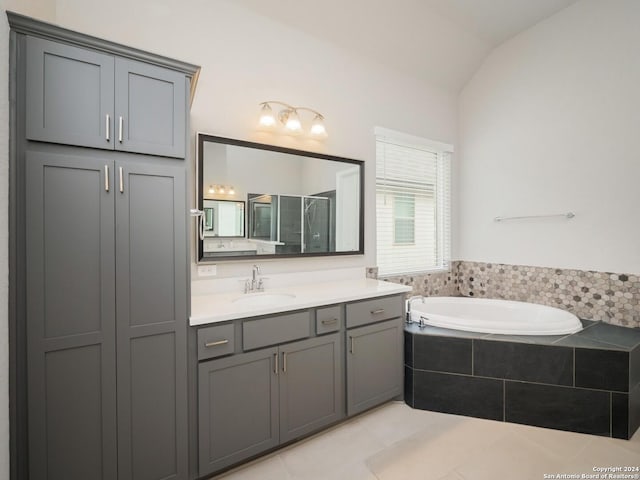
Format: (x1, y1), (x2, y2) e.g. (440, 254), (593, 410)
(408, 296), (582, 336)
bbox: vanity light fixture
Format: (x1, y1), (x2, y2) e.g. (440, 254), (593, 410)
(207, 184), (236, 196)
(258, 101), (327, 138)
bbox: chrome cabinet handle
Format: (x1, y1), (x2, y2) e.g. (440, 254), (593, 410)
(119, 167), (124, 193)
(321, 318), (338, 325)
(118, 116), (123, 143)
(104, 165), (109, 192)
(282, 352), (287, 373)
(371, 309), (385, 315)
(204, 339), (228, 348)
(106, 114), (110, 141)
(350, 336), (355, 354)
(274, 353), (279, 375)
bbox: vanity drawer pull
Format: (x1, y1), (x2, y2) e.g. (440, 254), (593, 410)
(321, 318), (338, 325)
(370, 309), (385, 315)
(274, 353), (279, 375)
(204, 339), (229, 348)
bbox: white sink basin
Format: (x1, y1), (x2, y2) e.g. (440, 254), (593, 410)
(232, 292), (297, 308)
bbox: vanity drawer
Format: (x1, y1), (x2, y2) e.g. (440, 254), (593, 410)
(198, 323), (235, 360)
(243, 311), (310, 351)
(346, 295), (403, 328)
(316, 306), (342, 335)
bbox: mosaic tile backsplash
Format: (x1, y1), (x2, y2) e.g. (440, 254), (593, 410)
(373, 261), (640, 329)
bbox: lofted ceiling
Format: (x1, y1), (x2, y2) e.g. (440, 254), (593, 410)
(232, 0), (579, 92)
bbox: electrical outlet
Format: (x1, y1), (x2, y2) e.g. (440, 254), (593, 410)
(197, 265), (217, 277)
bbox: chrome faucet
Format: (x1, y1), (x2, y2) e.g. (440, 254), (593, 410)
(244, 265), (264, 293)
(406, 295), (425, 324)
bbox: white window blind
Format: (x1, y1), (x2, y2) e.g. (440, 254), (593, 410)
(375, 129), (451, 276)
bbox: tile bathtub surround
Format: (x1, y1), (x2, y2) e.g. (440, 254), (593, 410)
(369, 261), (639, 327)
(405, 321), (640, 439)
(374, 268), (459, 297)
(456, 261), (640, 328)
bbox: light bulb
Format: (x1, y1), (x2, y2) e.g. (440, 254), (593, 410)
(310, 115), (327, 137)
(258, 103), (276, 127)
(229, 186), (235, 195)
(208, 185), (214, 194)
(284, 110), (302, 132)
(218, 185), (225, 194)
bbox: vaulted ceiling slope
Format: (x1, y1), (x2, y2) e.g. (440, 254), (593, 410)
(232, 0), (579, 92)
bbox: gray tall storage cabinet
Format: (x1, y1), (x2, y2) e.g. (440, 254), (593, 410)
(9, 12), (200, 480)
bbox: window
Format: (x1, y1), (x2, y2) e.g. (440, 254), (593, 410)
(393, 194), (415, 244)
(375, 127), (452, 276)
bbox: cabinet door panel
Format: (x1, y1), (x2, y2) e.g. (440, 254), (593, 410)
(26, 36), (115, 149)
(347, 318), (403, 416)
(115, 59), (186, 158)
(279, 334), (344, 443)
(26, 151), (117, 480)
(198, 348), (279, 476)
(115, 160), (188, 480)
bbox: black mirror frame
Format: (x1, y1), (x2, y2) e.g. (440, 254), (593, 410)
(197, 133), (365, 262)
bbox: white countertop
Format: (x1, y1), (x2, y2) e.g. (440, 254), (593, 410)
(190, 278), (411, 326)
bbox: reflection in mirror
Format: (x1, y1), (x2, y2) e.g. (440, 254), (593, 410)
(202, 200), (245, 237)
(201, 200), (246, 258)
(197, 134), (364, 261)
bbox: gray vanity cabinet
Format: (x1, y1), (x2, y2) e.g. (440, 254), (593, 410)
(26, 36), (115, 150)
(197, 331), (344, 477)
(13, 13), (199, 480)
(346, 296), (404, 416)
(25, 150), (118, 480)
(346, 319), (404, 415)
(114, 59), (186, 158)
(25, 36), (186, 158)
(198, 348), (280, 475)
(279, 334), (343, 443)
(25, 152), (189, 480)
(115, 160), (188, 480)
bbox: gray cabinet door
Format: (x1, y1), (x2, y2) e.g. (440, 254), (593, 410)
(346, 318), (404, 416)
(26, 36), (115, 150)
(279, 334), (344, 443)
(198, 348), (280, 476)
(115, 58), (186, 158)
(25, 151), (117, 480)
(115, 160), (188, 480)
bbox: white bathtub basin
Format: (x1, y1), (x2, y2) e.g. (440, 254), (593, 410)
(408, 296), (583, 336)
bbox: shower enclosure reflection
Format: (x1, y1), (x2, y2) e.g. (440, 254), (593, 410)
(248, 194), (333, 254)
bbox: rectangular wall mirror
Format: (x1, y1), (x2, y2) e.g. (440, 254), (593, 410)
(197, 134), (364, 261)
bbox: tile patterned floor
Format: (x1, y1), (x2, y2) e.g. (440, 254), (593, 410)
(213, 402), (640, 480)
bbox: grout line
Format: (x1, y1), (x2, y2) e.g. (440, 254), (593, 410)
(471, 338), (474, 375)
(610, 391), (612, 437)
(503, 379), (506, 421)
(573, 347), (576, 387)
(414, 368), (630, 393)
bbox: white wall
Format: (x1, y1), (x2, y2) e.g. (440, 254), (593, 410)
(458, 0), (640, 274)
